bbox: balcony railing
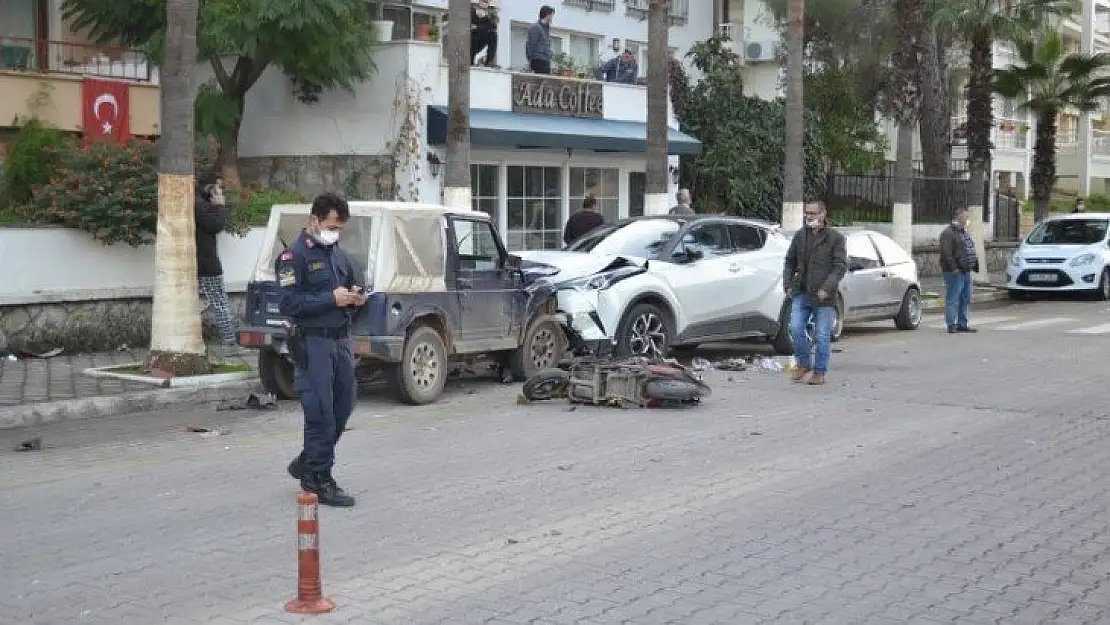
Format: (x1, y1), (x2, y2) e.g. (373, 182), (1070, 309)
(1093, 129), (1110, 156)
(624, 0), (689, 25)
(0, 37), (153, 82)
(951, 116), (1030, 150)
(563, 0), (616, 11)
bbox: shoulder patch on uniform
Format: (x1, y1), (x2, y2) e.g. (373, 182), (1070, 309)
(280, 251), (294, 261)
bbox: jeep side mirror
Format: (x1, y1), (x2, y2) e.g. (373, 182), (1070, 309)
(505, 253), (522, 269)
(849, 260), (865, 272)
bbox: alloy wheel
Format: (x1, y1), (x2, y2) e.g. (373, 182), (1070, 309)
(409, 342), (439, 390)
(529, 325), (558, 370)
(628, 312), (667, 358)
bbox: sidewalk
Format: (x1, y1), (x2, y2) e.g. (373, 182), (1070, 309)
(0, 348), (258, 430)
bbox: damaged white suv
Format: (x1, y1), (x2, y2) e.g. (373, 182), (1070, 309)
(514, 215), (794, 357)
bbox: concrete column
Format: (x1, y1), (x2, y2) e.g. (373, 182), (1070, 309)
(1080, 0), (1096, 198)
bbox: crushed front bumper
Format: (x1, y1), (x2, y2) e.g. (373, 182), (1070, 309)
(554, 287), (628, 351)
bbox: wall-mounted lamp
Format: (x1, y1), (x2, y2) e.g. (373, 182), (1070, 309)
(668, 164), (680, 184)
(426, 151), (443, 177)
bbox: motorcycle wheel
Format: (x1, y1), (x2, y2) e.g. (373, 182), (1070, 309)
(642, 378), (702, 402)
(522, 368), (571, 401)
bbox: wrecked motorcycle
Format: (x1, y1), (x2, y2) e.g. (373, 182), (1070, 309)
(522, 313), (711, 407)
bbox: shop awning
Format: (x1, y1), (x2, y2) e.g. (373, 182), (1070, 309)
(426, 106), (702, 156)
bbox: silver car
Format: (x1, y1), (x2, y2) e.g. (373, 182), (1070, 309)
(785, 228), (924, 341)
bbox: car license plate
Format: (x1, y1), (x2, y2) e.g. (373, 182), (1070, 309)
(1028, 273), (1057, 283)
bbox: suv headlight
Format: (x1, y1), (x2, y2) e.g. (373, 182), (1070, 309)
(564, 265), (643, 291)
(569, 274), (611, 291)
(1070, 253), (1097, 267)
(1010, 253), (1020, 267)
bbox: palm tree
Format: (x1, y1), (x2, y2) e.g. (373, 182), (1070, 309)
(645, 0), (670, 215)
(783, 0), (804, 230)
(443, 0), (471, 210)
(995, 29), (1110, 221)
(148, 0), (208, 375)
(888, 0), (923, 253)
(935, 0), (1075, 269)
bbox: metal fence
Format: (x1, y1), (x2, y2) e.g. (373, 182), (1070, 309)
(994, 192), (1022, 242)
(823, 172), (989, 226)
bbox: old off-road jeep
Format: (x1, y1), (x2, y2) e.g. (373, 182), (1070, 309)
(237, 202), (565, 405)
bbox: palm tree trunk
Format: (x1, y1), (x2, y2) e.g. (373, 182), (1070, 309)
(148, 0), (209, 375)
(645, 0), (670, 216)
(966, 28), (992, 283)
(1031, 110), (1057, 222)
(443, 0), (472, 210)
(892, 123), (914, 252)
(782, 0), (804, 231)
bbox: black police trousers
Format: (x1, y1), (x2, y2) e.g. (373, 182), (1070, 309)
(294, 335), (357, 473)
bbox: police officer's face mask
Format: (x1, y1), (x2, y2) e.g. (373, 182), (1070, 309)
(310, 216), (343, 246)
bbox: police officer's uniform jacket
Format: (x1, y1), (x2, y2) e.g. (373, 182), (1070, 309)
(276, 230), (364, 474)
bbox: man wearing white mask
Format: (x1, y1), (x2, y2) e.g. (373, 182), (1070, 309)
(278, 193), (368, 507)
(782, 200), (847, 386)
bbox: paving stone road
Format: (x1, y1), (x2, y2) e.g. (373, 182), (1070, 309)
(1, 298), (1109, 624)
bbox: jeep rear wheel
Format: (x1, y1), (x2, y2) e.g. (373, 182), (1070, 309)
(509, 316), (566, 381)
(389, 325), (448, 405)
(258, 348), (298, 400)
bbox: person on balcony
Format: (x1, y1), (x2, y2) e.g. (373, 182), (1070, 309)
(596, 48), (638, 84)
(470, 0), (499, 68)
(525, 5), (555, 74)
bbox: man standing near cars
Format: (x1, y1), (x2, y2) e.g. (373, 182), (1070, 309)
(563, 193), (605, 246)
(783, 201), (847, 386)
(669, 189), (695, 215)
(525, 5), (554, 74)
(194, 171), (239, 355)
(279, 193), (368, 507)
(939, 207), (979, 334)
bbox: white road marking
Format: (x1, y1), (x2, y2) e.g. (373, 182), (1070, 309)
(995, 317), (1076, 331)
(926, 316), (1017, 330)
(1068, 323), (1110, 335)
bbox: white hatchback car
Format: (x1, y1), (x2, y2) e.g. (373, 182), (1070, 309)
(514, 216), (795, 357)
(1005, 213), (1110, 300)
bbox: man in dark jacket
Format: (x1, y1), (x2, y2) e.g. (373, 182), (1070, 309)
(938, 207), (979, 334)
(563, 193), (605, 246)
(525, 6), (554, 74)
(470, 0), (498, 67)
(782, 201), (848, 386)
(194, 171), (238, 352)
(596, 48), (638, 83)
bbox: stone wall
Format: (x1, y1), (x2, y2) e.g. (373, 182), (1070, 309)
(912, 241), (1017, 278)
(0, 294), (247, 354)
(238, 155), (395, 200)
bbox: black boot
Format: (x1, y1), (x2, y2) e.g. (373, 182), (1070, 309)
(300, 471), (355, 507)
(287, 452), (306, 481)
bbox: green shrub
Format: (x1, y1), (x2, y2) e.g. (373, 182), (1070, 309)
(226, 185), (304, 232)
(4, 118), (71, 206)
(17, 139), (159, 246)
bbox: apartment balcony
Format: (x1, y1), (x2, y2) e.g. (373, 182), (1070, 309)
(0, 37), (160, 134)
(623, 0), (689, 25)
(1056, 129), (1110, 179)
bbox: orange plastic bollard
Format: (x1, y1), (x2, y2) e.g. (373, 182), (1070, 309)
(284, 492), (336, 614)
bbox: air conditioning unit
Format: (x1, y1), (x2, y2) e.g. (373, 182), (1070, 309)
(717, 22), (733, 39)
(745, 40), (779, 63)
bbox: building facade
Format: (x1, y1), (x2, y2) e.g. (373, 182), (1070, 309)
(718, 0), (1110, 204)
(237, 0), (712, 251)
(0, 0), (160, 142)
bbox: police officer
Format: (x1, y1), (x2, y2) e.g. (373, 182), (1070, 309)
(280, 193), (366, 507)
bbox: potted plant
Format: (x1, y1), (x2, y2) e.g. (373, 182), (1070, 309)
(370, 2), (394, 43)
(552, 52), (575, 76)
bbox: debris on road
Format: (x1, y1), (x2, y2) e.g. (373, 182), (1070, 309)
(15, 437), (42, 452)
(186, 426), (231, 438)
(714, 358), (747, 372)
(217, 392), (278, 412)
(19, 347), (63, 359)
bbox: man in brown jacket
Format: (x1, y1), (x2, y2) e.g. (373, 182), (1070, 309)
(782, 201), (848, 385)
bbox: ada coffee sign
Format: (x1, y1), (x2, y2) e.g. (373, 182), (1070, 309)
(511, 74), (603, 119)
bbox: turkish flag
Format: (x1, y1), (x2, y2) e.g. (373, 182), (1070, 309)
(81, 78), (131, 143)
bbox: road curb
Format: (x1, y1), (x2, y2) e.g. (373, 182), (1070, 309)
(0, 379), (262, 431)
(922, 288), (1008, 311)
